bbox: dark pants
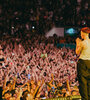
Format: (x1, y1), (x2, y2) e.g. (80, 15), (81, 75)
(77, 59), (90, 100)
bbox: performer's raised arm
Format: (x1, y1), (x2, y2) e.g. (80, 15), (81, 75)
(76, 38), (83, 55)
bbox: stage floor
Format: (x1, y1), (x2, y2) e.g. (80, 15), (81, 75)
(41, 95), (81, 100)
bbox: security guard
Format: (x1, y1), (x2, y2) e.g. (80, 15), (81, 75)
(76, 27), (90, 100)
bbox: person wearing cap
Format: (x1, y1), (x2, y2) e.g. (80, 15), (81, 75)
(76, 27), (90, 100)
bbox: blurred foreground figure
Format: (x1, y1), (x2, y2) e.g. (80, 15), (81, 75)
(76, 27), (90, 100)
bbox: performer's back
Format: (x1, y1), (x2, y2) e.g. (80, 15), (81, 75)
(79, 39), (90, 60)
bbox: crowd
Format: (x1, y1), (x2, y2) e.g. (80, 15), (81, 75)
(0, 0), (87, 99)
(0, 0), (89, 35)
(0, 33), (80, 100)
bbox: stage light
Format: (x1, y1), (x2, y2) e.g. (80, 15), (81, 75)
(32, 26), (35, 29)
(64, 27), (78, 36)
(12, 26), (14, 29)
(67, 28), (75, 35)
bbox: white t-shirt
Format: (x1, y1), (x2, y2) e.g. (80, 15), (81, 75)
(79, 39), (90, 60)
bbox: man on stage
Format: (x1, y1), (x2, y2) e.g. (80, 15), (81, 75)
(76, 27), (90, 100)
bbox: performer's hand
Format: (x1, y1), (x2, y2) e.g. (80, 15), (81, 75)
(76, 38), (82, 43)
